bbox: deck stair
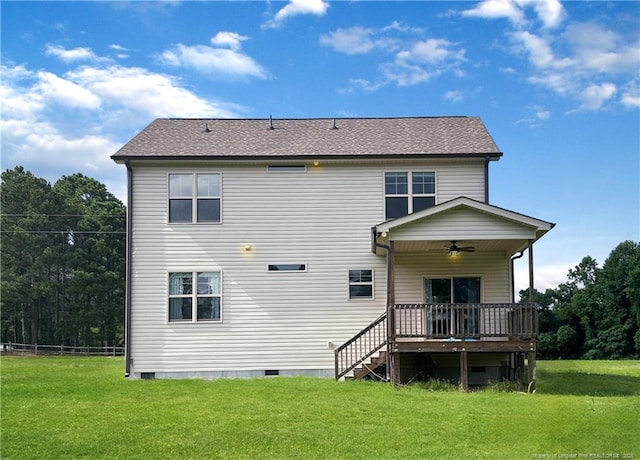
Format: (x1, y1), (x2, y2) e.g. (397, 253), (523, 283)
(348, 351), (388, 380)
(335, 312), (388, 381)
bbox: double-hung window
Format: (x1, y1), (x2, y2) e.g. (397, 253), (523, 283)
(169, 271), (222, 322)
(348, 269), (374, 299)
(384, 172), (435, 219)
(169, 173), (221, 223)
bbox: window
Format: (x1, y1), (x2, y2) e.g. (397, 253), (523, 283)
(384, 172), (435, 219)
(169, 271), (221, 322)
(349, 269), (374, 299)
(267, 165), (307, 173)
(169, 173), (221, 223)
(268, 264), (307, 271)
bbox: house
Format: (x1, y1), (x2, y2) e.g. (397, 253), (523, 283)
(111, 117), (554, 388)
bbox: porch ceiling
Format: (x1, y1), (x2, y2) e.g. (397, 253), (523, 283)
(389, 239), (528, 255)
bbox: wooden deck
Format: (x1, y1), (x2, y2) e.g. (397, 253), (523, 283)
(335, 303), (538, 387)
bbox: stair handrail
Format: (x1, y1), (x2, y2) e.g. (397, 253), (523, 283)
(334, 312), (387, 380)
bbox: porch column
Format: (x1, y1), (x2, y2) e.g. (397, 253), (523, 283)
(528, 239), (534, 303)
(386, 241), (400, 385)
(527, 240), (538, 386)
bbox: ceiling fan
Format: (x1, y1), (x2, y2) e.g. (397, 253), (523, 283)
(447, 241), (475, 257)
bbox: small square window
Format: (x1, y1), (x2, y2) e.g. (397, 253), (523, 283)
(349, 269), (374, 299)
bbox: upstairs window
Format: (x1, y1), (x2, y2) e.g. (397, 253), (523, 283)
(169, 173), (221, 223)
(384, 171), (435, 219)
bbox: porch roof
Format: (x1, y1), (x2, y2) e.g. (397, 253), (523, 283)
(372, 196), (554, 255)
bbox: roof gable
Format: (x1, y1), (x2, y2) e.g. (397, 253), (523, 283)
(376, 196), (555, 239)
(111, 117), (502, 161)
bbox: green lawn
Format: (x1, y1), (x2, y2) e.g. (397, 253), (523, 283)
(1, 357), (638, 459)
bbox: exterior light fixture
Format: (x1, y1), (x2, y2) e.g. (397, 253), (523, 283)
(244, 244), (253, 251)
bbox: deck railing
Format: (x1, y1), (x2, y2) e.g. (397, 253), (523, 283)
(393, 303), (538, 340)
(335, 303), (537, 380)
(334, 312), (387, 380)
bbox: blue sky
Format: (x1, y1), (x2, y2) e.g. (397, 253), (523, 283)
(1, 0), (639, 293)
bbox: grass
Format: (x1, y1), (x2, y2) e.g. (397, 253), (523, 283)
(1, 357), (639, 459)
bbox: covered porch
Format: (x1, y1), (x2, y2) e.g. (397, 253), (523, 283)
(335, 197), (554, 388)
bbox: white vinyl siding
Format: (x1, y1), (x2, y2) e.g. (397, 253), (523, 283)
(390, 207), (539, 241)
(127, 159), (488, 375)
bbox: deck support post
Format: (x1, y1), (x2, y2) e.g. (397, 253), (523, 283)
(460, 350), (468, 391)
(391, 353), (401, 386)
(527, 350), (536, 385)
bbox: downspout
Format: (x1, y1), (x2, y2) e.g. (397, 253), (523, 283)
(510, 250), (525, 303)
(484, 156), (490, 203)
(124, 161), (133, 377)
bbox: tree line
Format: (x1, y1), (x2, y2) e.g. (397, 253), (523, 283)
(1, 167), (125, 347)
(521, 241), (640, 359)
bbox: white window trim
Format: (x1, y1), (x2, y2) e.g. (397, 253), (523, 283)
(167, 270), (223, 323)
(167, 172), (223, 225)
(348, 269), (375, 300)
(384, 170), (437, 219)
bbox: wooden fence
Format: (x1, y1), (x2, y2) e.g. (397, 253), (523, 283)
(1, 342), (124, 356)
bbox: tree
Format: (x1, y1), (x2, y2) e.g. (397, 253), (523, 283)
(585, 241), (640, 358)
(0, 167), (64, 343)
(1, 167), (126, 347)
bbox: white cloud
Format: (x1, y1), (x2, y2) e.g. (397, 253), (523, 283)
(516, 105), (551, 126)
(264, 0), (329, 29)
(519, 0), (565, 29)
(160, 34), (267, 80)
(1, 61), (245, 203)
(535, 109), (551, 120)
(398, 38), (465, 65)
(577, 83), (617, 111)
(462, 0), (525, 26)
(322, 24), (465, 91)
(444, 90), (464, 102)
(510, 31), (573, 69)
(67, 65), (241, 118)
(507, 22), (639, 111)
(563, 23), (640, 74)
(620, 80), (640, 108)
(210, 32), (248, 51)
(109, 44), (130, 59)
(320, 27), (378, 55)
(35, 71), (101, 110)
(45, 44), (107, 63)
(462, 0), (565, 29)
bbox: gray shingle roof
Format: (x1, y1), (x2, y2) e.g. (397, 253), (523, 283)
(111, 117), (502, 161)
